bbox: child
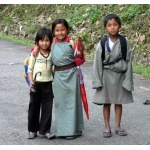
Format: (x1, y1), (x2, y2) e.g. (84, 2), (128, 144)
(92, 14), (134, 138)
(27, 27), (55, 140)
(33, 18), (85, 140)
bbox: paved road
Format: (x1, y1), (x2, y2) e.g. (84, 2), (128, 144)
(0, 39), (150, 146)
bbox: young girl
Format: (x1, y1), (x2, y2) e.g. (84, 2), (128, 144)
(52, 18), (86, 140)
(33, 18), (85, 140)
(92, 14), (134, 138)
(27, 27), (55, 140)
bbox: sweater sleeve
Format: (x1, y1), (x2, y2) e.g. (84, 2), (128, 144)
(122, 38), (134, 91)
(92, 42), (103, 89)
(28, 53), (36, 73)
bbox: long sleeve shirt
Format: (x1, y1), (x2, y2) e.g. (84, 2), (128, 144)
(28, 52), (53, 82)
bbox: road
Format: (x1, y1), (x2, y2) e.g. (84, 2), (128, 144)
(0, 39), (150, 146)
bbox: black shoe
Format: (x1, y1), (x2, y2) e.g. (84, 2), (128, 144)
(143, 100), (150, 105)
(44, 133), (56, 140)
(76, 131), (82, 136)
(66, 135), (76, 140)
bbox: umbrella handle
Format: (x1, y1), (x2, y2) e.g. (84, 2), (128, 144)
(31, 71), (42, 92)
(34, 71), (42, 81)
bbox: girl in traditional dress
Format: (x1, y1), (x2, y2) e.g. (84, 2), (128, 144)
(92, 14), (134, 138)
(51, 18), (85, 140)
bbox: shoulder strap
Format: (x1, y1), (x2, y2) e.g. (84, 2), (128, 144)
(100, 34), (127, 62)
(118, 34), (127, 61)
(100, 35), (107, 61)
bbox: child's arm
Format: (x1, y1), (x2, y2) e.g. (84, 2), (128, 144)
(92, 42), (103, 89)
(28, 72), (35, 89)
(122, 39), (134, 91)
(28, 54), (36, 89)
(31, 45), (40, 57)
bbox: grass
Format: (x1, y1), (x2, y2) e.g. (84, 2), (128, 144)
(0, 33), (33, 46)
(0, 33), (150, 79)
(133, 63), (150, 79)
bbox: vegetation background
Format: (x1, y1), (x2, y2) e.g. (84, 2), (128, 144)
(0, 4), (150, 78)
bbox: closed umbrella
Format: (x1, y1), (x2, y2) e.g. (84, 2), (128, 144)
(77, 66), (89, 119)
(75, 37), (89, 120)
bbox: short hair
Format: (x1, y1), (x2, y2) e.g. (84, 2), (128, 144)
(52, 18), (69, 34)
(103, 14), (121, 27)
(35, 27), (53, 45)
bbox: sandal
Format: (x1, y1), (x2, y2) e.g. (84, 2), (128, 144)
(143, 100), (150, 105)
(44, 133), (56, 140)
(103, 131), (112, 138)
(115, 129), (127, 136)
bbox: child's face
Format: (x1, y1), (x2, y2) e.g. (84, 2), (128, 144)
(38, 36), (51, 50)
(105, 19), (120, 36)
(53, 23), (68, 42)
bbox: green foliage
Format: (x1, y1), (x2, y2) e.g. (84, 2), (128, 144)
(3, 16), (12, 24)
(80, 33), (89, 42)
(86, 53), (94, 61)
(0, 4), (150, 78)
(133, 63), (150, 78)
(0, 34), (33, 46)
(121, 5), (150, 22)
(28, 24), (38, 34)
(86, 6), (102, 24)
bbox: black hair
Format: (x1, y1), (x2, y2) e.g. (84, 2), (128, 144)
(103, 14), (121, 27)
(35, 27), (53, 45)
(52, 18), (69, 35)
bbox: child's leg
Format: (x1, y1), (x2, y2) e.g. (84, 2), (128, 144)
(103, 104), (111, 131)
(114, 104), (122, 130)
(39, 82), (53, 135)
(28, 91), (41, 132)
(114, 104), (127, 136)
(103, 104), (112, 137)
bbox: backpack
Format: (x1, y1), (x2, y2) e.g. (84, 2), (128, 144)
(23, 56), (30, 86)
(100, 34), (127, 64)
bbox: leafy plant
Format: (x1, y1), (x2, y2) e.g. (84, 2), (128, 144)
(2, 16), (12, 24)
(0, 33), (33, 46)
(133, 63), (150, 78)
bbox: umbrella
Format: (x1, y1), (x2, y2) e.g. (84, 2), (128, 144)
(31, 71), (42, 92)
(75, 37), (89, 120)
(77, 66), (89, 120)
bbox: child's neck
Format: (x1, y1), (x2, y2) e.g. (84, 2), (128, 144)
(54, 36), (70, 43)
(108, 34), (118, 42)
(40, 49), (49, 55)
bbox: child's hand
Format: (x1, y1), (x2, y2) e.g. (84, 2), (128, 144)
(77, 37), (85, 56)
(32, 45), (40, 57)
(30, 80), (35, 89)
(74, 55), (85, 66)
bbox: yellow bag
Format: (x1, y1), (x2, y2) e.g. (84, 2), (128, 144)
(23, 56), (30, 86)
